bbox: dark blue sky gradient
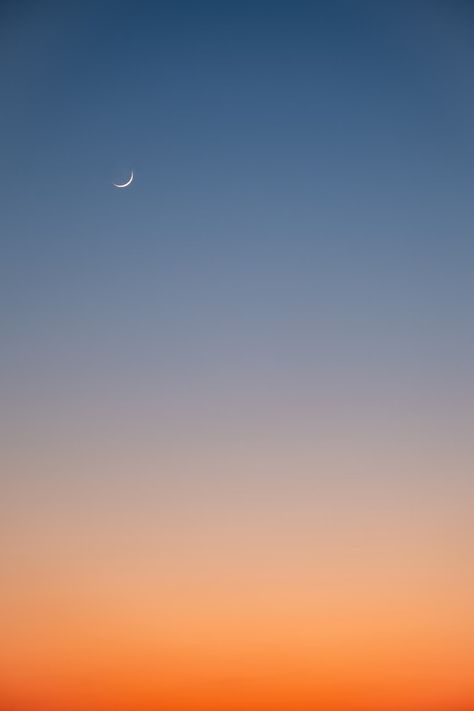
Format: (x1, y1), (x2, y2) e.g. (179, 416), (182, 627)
(2, 1), (474, 446)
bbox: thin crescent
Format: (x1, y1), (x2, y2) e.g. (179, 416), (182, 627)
(113, 171), (134, 188)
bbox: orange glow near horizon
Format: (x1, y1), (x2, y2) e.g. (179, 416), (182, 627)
(2, 456), (473, 711)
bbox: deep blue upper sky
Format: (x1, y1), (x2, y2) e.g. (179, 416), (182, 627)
(1, 1), (474, 437)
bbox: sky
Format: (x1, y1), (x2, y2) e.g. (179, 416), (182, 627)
(1, 1), (474, 710)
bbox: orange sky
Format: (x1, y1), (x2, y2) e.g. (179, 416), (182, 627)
(2, 480), (473, 711)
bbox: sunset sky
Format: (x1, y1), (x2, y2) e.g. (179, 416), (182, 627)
(1, 2), (473, 710)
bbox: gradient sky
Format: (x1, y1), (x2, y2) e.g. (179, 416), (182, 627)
(1, 2), (474, 710)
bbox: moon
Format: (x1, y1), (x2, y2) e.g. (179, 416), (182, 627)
(113, 171), (134, 188)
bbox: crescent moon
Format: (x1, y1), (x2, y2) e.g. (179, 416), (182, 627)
(113, 171), (134, 188)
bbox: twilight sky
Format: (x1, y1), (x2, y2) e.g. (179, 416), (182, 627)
(1, 2), (474, 710)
